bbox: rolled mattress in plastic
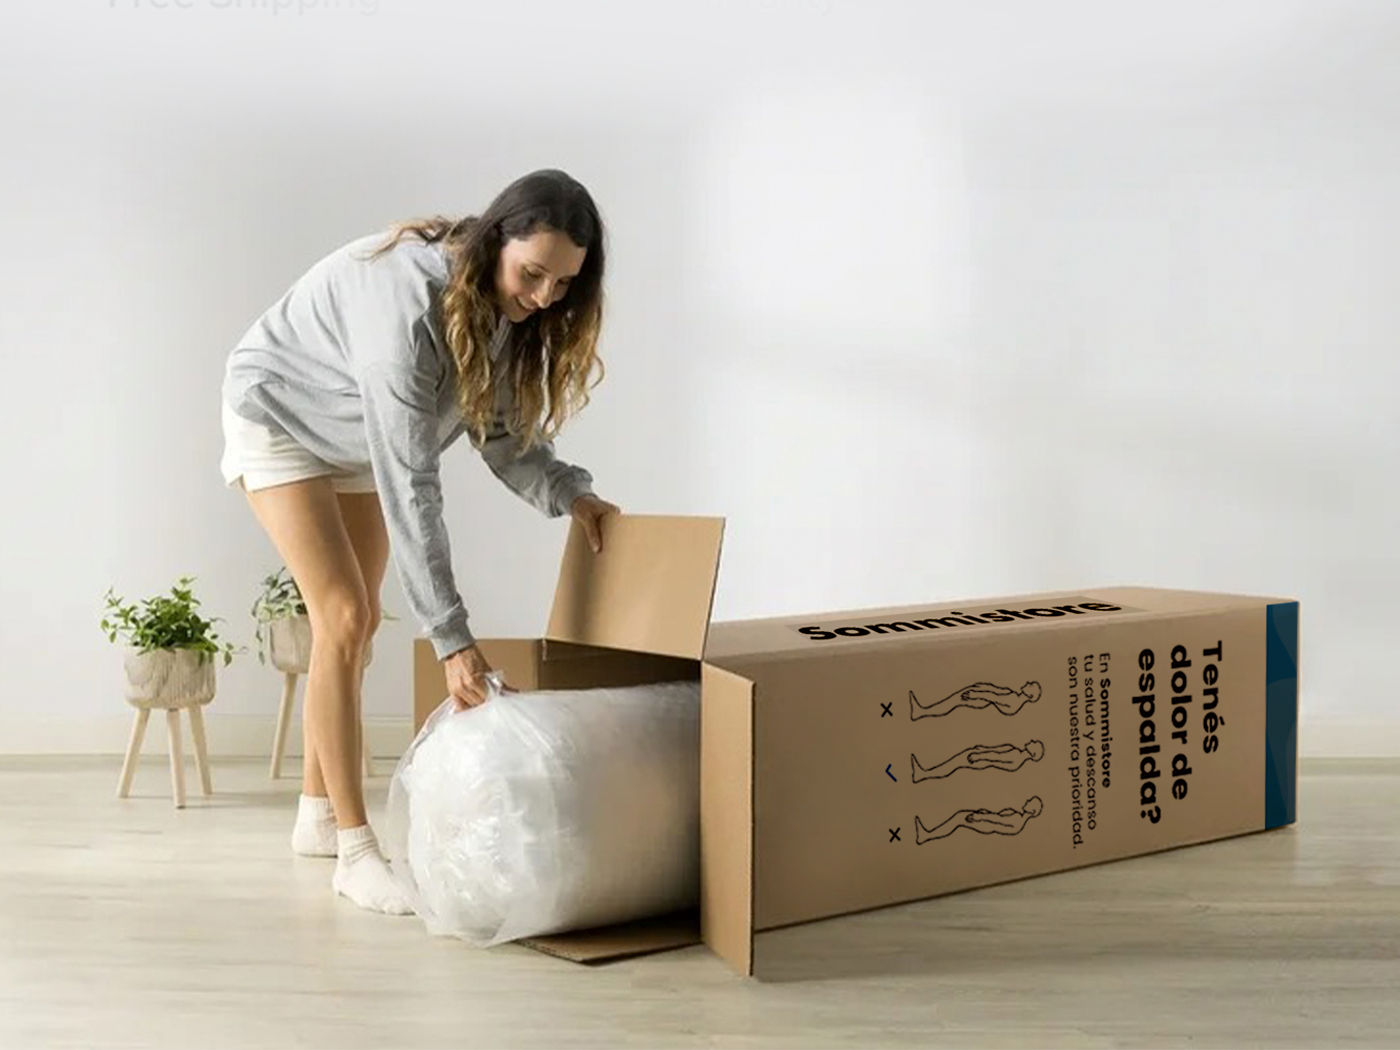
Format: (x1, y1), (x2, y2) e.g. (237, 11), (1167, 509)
(383, 677), (701, 947)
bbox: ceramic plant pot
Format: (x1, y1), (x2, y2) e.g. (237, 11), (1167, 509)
(122, 646), (217, 709)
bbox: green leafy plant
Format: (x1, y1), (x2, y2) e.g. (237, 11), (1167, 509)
(100, 575), (244, 667)
(250, 566), (306, 665)
(250, 565), (398, 665)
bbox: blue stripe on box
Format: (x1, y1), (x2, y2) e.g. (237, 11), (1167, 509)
(1265, 602), (1299, 829)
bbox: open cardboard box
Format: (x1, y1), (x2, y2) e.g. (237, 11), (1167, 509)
(412, 514), (1300, 978)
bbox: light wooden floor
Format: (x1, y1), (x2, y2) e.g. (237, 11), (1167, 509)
(1, 756), (1397, 1050)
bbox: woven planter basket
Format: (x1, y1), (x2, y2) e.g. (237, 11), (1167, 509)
(265, 614), (374, 674)
(122, 647), (217, 709)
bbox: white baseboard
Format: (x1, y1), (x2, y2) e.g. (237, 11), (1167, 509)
(0, 713), (415, 761)
(0, 715), (1396, 760)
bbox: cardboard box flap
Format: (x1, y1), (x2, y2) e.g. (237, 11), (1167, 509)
(516, 909), (700, 963)
(547, 514), (724, 661)
(699, 663), (755, 976)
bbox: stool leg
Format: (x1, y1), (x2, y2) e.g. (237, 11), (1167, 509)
(188, 704), (213, 796)
(270, 672), (298, 779)
(167, 709), (187, 810)
(117, 708), (150, 798)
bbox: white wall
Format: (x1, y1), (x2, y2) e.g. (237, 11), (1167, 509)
(1, 0), (1395, 757)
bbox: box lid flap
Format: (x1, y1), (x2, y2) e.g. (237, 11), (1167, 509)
(547, 513), (725, 661)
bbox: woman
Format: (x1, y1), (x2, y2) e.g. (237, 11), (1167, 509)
(219, 169), (620, 915)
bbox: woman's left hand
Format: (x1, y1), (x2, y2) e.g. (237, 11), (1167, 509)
(570, 494), (621, 553)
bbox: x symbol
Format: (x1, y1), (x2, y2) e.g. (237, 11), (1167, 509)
(889, 828), (901, 842)
(880, 702), (893, 717)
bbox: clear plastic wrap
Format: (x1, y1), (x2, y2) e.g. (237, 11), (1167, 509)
(383, 673), (701, 947)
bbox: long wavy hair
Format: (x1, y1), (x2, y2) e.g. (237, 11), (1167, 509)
(362, 169), (606, 456)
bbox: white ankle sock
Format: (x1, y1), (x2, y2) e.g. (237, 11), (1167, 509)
(332, 825), (413, 916)
(291, 794), (338, 858)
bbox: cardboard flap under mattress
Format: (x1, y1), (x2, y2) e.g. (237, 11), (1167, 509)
(516, 909), (701, 963)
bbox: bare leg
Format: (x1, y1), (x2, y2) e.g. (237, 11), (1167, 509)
(300, 493), (386, 802)
(241, 477), (408, 915)
(332, 491), (387, 787)
(302, 721), (328, 797)
(306, 620), (369, 823)
(243, 478), (371, 830)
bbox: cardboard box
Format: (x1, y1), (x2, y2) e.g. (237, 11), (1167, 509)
(412, 514), (1300, 978)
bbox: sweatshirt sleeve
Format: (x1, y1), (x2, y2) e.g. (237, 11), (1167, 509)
(475, 417), (597, 518)
(358, 360), (475, 661)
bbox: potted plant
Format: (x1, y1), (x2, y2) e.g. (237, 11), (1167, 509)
(251, 566), (393, 673)
(101, 575), (248, 805)
(100, 575), (244, 706)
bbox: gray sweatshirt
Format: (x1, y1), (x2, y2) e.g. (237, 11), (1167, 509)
(222, 231), (596, 660)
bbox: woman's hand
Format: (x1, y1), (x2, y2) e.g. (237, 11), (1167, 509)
(443, 644), (504, 712)
(570, 493), (621, 553)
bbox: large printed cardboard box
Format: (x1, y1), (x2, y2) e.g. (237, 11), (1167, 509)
(412, 514), (1300, 978)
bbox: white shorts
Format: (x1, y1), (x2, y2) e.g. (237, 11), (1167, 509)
(220, 399), (376, 494)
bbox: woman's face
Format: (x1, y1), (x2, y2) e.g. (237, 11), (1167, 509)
(494, 227), (586, 323)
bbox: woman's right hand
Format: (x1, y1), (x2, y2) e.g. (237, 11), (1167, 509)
(443, 644), (504, 711)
